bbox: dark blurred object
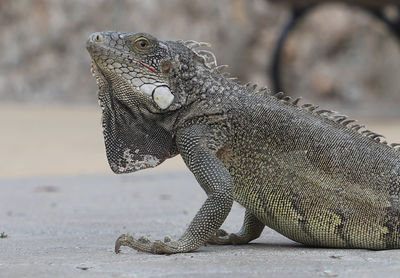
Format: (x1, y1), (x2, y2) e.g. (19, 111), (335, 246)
(269, 0), (400, 94)
(270, 0), (400, 7)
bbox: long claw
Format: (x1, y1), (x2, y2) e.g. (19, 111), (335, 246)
(114, 234), (182, 254)
(207, 229), (248, 245)
(115, 240), (121, 254)
(115, 234), (155, 254)
(215, 229), (228, 237)
(115, 234), (132, 254)
(207, 229), (231, 245)
(151, 240), (180, 254)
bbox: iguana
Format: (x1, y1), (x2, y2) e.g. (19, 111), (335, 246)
(86, 31), (400, 254)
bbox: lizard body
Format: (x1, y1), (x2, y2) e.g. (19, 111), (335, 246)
(86, 31), (400, 254)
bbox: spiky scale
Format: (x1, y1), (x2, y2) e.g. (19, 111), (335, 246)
(361, 130), (373, 135)
(196, 50), (218, 67)
(184, 40), (211, 49)
(292, 97), (301, 105)
(351, 124), (364, 131)
(275, 92), (285, 99)
(215, 65), (229, 72)
(341, 119), (357, 126)
(314, 109), (333, 115)
(307, 105), (319, 112)
(370, 133), (384, 140)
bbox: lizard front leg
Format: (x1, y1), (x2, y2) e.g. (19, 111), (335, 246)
(208, 210), (265, 245)
(115, 125), (234, 254)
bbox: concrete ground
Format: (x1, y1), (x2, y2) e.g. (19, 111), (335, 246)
(1, 104), (400, 277)
(2, 172), (400, 278)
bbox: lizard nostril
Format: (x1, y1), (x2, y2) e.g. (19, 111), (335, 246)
(91, 32), (104, 43)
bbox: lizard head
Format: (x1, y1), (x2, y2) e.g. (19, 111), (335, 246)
(86, 31), (183, 173)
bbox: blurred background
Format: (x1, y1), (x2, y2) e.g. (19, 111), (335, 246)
(1, 0), (400, 179)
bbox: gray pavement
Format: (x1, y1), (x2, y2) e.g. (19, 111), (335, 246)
(1, 170), (400, 278)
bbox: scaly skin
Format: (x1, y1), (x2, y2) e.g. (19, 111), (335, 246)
(86, 31), (400, 254)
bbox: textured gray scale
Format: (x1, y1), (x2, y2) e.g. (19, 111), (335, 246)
(87, 31), (400, 254)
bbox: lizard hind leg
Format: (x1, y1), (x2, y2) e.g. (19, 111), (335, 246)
(208, 210), (265, 245)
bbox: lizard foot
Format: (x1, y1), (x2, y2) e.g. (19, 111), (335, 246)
(115, 234), (182, 254)
(207, 229), (249, 245)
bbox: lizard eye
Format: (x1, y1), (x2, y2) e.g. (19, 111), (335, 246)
(134, 38), (151, 51)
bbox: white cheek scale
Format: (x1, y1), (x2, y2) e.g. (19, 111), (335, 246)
(140, 84), (156, 96)
(152, 86), (174, 110)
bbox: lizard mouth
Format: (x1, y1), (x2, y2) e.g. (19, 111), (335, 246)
(90, 61), (105, 88)
(90, 60), (111, 98)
